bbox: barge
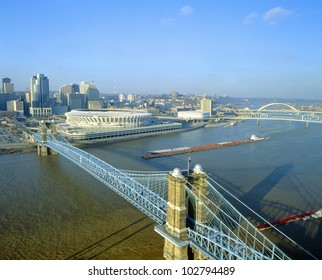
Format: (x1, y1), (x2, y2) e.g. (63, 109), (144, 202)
(256, 208), (322, 231)
(143, 135), (264, 159)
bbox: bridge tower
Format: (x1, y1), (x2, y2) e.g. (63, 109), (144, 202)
(159, 168), (189, 260)
(37, 120), (56, 156)
(49, 120), (59, 138)
(191, 164), (208, 260)
(156, 164), (211, 260)
(38, 120), (49, 156)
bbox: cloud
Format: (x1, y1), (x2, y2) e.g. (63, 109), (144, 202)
(243, 11), (259, 25)
(160, 5), (193, 25)
(179, 5), (194, 16)
(262, 7), (292, 25)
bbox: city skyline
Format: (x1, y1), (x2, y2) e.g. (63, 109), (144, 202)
(0, 1), (321, 99)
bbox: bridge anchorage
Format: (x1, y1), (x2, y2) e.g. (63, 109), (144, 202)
(35, 120), (302, 260)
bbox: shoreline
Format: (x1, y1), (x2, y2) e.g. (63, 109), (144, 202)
(0, 144), (37, 155)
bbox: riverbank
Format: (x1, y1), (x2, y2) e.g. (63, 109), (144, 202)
(0, 144), (37, 155)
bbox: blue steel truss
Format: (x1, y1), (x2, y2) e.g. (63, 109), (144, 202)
(35, 133), (167, 224)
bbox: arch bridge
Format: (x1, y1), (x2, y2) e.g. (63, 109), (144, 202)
(257, 103), (299, 112)
(223, 102), (322, 126)
(34, 120), (310, 260)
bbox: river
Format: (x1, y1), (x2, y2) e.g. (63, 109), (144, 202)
(1, 119), (322, 260)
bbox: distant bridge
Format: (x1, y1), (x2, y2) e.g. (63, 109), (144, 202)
(222, 103), (322, 126)
(33, 120), (315, 260)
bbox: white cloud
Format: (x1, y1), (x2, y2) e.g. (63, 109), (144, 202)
(179, 5), (194, 16)
(262, 7), (292, 25)
(243, 11), (259, 25)
(160, 5), (193, 25)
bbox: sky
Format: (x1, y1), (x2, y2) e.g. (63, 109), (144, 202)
(0, 0), (322, 99)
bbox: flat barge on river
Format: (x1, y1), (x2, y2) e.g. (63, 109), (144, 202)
(143, 135), (264, 159)
(256, 208), (322, 231)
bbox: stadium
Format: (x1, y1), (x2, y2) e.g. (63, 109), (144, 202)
(65, 109), (152, 127)
(58, 109), (186, 143)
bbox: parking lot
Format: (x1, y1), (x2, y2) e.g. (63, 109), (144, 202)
(0, 118), (36, 153)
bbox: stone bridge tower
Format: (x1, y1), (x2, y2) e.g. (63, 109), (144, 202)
(155, 164), (209, 260)
(37, 120), (57, 156)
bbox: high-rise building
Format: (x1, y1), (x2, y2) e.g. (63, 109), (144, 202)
(67, 93), (86, 110)
(2, 77), (11, 93)
(3, 82), (14, 93)
(79, 81), (100, 107)
(59, 83), (79, 105)
(200, 98), (213, 116)
(0, 93), (18, 110)
(29, 73), (51, 116)
(7, 100), (24, 116)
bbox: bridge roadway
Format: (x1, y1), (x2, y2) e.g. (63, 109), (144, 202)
(222, 103), (322, 125)
(35, 132), (291, 260)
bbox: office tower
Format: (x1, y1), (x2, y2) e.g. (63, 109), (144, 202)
(3, 82), (14, 93)
(0, 93), (18, 110)
(6, 100), (24, 116)
(59, 83), (79, 105)
(200, 98), (213, 116)
(67, 93), (86, 110)
(29, 73), (51, 116)
(2, 77), (11, 93)
(79, 81), (100, 108)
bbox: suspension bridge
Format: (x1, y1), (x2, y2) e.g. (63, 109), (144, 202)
(33, 119), (315, 260)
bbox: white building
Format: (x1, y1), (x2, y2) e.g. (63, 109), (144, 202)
(30, 107), (52, 117)
(177, 110), (210, 120)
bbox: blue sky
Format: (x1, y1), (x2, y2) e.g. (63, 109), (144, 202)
(0, 0), (321, 99)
